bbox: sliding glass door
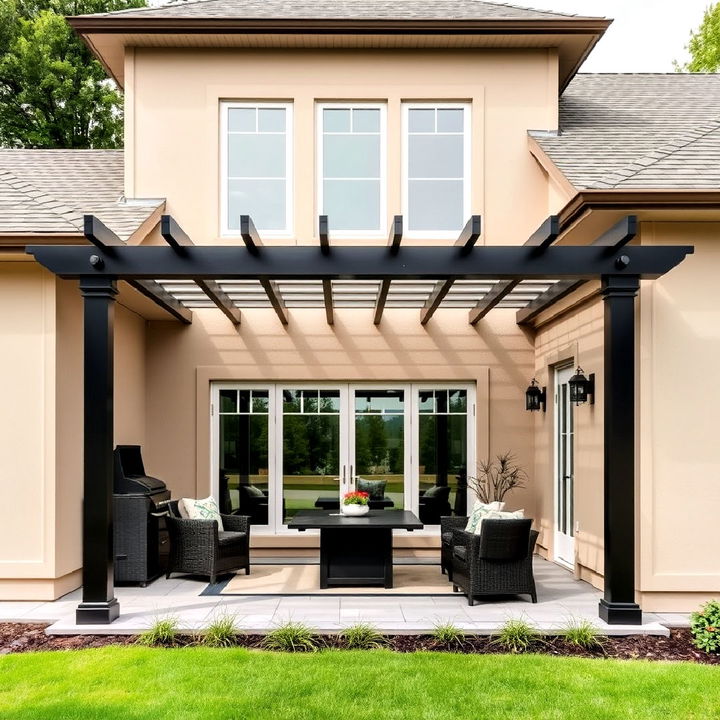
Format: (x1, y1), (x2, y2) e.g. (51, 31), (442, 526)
(212, 382), (474, 533)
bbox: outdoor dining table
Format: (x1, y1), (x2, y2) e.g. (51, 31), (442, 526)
(287, 509), (424, 589)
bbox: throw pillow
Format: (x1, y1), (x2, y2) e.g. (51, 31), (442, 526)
(472, 508), (525, 535)
(243, 485), (265, 498)
(357, 478), (386, 500)
(423, 485), (448, 498)
(178, 496), (224, 531)
(464, 500), (506, 533)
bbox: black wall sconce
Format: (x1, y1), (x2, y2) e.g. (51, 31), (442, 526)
(569, 367), (595, 406)
(525, 378), (546, 412)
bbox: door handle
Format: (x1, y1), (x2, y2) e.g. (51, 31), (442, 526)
(350, 465), (354, 484)
(342, 465), (346, 486)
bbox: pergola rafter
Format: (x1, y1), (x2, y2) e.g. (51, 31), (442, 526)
(26, 214), (693, 628)
(373, 215), (404, 325)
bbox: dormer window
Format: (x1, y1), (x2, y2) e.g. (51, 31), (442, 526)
(403, 103), (470, 238)
(317, 102), (387, 237)
(221, 101), (293, 237)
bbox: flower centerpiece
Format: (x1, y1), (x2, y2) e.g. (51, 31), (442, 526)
(341, 490), (370, 516)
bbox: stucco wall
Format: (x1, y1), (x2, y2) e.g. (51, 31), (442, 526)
(125, 47), (558, 247)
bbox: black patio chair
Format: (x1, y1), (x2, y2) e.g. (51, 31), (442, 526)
(449, 518), (538, 605)
(165, 500), (251, 584)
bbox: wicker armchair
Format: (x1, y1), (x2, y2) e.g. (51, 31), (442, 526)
(165, 501), (251, 584)
(450, 519), (538, 605)
(440, 516), (468, 579)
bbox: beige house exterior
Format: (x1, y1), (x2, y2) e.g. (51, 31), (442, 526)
(0, 0), (718, 618)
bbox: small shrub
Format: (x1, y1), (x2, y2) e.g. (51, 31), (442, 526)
(563, 618), (606, 650)
(203, 613), (242, 648)
(491, 618), (538, 654)
(136, 616), (180, 647)
(262, 622), (318, 652)
(431, 622), (466, 648)
(691, 599), (720, 653)
(339, 623), (385, 649)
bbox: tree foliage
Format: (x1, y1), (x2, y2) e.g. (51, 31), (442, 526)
(679, 2), (720, 72)
(0, 0), (145, 148)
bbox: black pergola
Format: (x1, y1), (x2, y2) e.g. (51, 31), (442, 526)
(27, 213), (692, 626)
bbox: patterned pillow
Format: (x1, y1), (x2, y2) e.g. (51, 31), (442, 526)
(472, 508), (525, 535)
(464, 501), (506, 533)
(357, 478), (386, 500)
(178, 496), (224, 531)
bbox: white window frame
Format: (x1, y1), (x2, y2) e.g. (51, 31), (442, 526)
(220, 101), (294, 239)
(402, 102), (472, 240)
(316, 102), (387, 239)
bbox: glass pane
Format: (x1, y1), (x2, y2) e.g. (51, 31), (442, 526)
(238, 390), (250, 413)
(258, 108), (285, 132)
(408, 135), (463, 178)
(302, 390), (318, 413)
(319, 390), (340, 412)
(219, 389), (237, 414)
(449, 389), (467, 413)
(283, 414), (340, 524)
(355, 415), (404, 511)
(417, 413), (468, 523)
(408, 108), (435, 133)
(355, 389), (404, 414)
(324, 108), (351, 132)
(219, 413), (269, 524)
(418, 390), (434, 413)
(353, 108), (380, 132)
(228, 108), (255, 132)
(437, 108), (464, 132)
(228, 179), (286, 231)
(228, 134), (286, 178)
(283, 389), (301, 413)
(323, 179), (380, 231)
(323, 135), (380, 178)
(408, 179), (463, 231)
(252, 390), (269, 413)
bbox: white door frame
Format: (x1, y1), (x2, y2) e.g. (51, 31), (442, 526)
(553, 364), (575, 569)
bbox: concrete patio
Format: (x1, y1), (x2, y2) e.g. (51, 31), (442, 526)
(0, 557), (688, 636)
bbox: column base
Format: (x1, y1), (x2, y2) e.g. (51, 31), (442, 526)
(598, 599), (642, 625)
(76, 599), (120, 625)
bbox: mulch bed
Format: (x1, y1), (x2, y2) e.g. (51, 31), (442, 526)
(0, 623), (717, 664)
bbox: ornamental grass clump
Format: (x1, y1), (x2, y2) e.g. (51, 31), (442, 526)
(262, 622), (318, 652)
(690, 599), (720, 653)
(339, 623), (385, 649)
(431, 622), (467, 649)
(491, 618), (538, 654)
(202, 612), (242, 648)
(562, 618), (606, 651)
(136, 616), (181, 647)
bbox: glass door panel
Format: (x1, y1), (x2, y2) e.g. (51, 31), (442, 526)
(416, 389), (469, 524)
(280, 388), (343, 524)
(352, 388), (406, 510)
(554, 365), (575, 568)
(217, 389), (270, 526)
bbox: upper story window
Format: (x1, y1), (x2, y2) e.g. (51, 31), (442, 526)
(403, 103), (470, 238)
(318, 103), (386, 237)
(221, 102), (293, 237)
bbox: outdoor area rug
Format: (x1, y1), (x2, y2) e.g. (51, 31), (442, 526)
(204, 563), (454, 596)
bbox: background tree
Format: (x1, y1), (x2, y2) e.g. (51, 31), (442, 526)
(678, 2), (720, 72)
(0, 0), (145, 148)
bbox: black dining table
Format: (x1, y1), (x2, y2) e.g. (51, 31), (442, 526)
(287, 509), (424, 589)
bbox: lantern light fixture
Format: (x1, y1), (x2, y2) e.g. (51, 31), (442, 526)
(568, 366), (595, 406)
(525, 378), (546, 412)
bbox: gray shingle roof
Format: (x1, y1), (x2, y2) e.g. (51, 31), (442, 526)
(0, 149), (163, 240)
(82, 0), (581, 20)
(532, 73), (720, 190)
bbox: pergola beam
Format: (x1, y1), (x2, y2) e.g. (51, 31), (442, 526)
(420, 279), (455, 325)
(260, 279), (289, 325)
(160, 214), (192, 251)
(194, 279), (241, 325)
(373, 279), (391, 325)
(240, 215), (262, 255)
(319, 215), (330, 255)
(323, 279), (333, 325)
(388, 215), (403, 254)
(526, 214), (560, 251)
(455, 215), (482, 253)
(83, 215), (121, 252)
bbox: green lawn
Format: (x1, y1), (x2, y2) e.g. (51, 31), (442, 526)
(0, 647), (718, 719)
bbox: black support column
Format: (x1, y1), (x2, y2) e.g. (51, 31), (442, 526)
(599, 274), (642, 625)
(76, 277), (120, 625)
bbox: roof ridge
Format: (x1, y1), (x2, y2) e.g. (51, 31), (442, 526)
(587, 120), (720, 189)
(0, 167), (83, 231)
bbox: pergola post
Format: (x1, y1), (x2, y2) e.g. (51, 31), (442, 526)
(76, 277), (120, 625)
(599, 274), (642, 625)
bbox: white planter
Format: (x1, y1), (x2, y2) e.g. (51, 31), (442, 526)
(341, 503), (369, 516)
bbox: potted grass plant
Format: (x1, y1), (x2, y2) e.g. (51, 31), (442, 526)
(341, 491), (370, 516)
